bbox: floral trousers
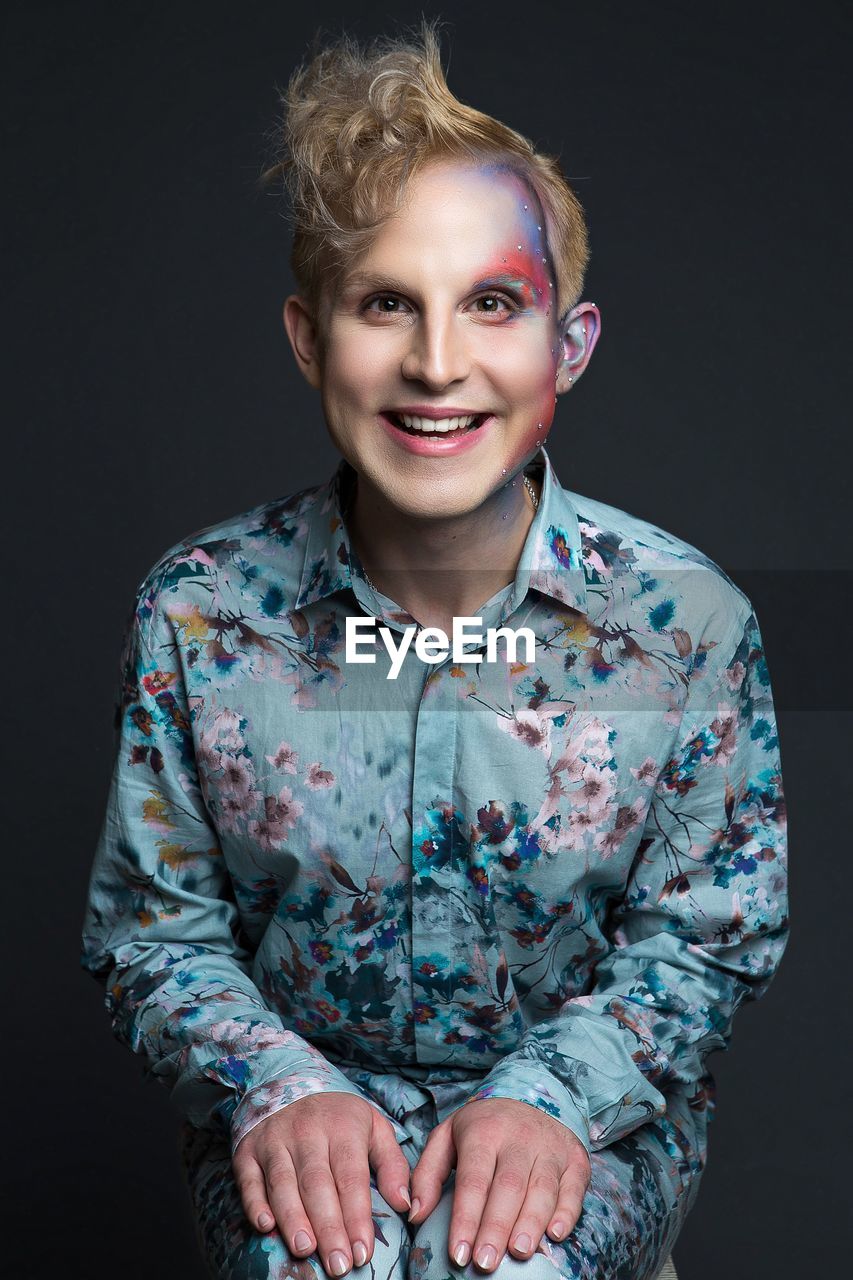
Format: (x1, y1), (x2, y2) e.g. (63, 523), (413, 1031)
(177, 1069), (711, 1280)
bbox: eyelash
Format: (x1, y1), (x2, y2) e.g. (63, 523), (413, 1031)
(362, 292), (521, 318)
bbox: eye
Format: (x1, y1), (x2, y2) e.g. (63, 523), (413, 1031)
(472, 293), (519, 317)
(363, 294), (411, 315)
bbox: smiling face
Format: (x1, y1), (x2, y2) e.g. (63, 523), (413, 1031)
(285, 158), (598, 521)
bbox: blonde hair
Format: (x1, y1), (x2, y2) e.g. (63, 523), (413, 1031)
(259, 18), (590, 327)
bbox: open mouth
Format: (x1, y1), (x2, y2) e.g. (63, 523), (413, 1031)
(383, 411), (490, 437)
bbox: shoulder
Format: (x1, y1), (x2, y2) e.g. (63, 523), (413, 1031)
(129, 480), (326, 632)
(564, 485), (754, 653)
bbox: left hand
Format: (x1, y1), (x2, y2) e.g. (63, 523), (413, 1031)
(408, 1097), (591, 1271)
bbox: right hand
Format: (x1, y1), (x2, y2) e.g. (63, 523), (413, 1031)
(232, 1092), (413, 1277)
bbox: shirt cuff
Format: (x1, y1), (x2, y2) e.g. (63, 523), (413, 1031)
(463, 1061), (592, 1157)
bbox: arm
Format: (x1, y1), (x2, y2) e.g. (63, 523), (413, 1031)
(465, 600), (789, 1155)
(80, 565), (365, 1155)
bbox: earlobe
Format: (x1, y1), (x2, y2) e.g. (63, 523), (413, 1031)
(283, 295), (323, 390)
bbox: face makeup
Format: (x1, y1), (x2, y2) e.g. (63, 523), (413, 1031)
(315, 159), (565, 521)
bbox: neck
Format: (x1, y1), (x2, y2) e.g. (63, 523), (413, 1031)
(345, 466), (540, 629)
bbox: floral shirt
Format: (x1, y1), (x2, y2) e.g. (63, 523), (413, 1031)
(80, 447), (789, 1161)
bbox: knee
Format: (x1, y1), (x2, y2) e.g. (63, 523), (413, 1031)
(407, 1189), (562, 1280)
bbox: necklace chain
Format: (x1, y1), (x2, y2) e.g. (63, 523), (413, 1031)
(359, 473), (539, 597)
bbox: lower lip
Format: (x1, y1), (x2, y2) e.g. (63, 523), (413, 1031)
(378, 412), (496, 456)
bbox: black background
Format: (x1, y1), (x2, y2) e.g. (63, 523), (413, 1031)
(5, 1), (850, 1276)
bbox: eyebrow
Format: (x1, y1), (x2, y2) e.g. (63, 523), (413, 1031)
(338, 270), (541, 298)
(471, 272), (540, 297)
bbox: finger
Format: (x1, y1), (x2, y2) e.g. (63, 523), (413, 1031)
(505, 1154), (561, 1259)
(233, 1147), (278, 1235)
(368, 1110), (416, 1222)
(329, 1135), (375, 1269)
(256, 1148), (318, 1257)
(470, 1142), (531, 1272)
(447, 1138), (497, 1270)
(293, 1136), (354, 1277)
(409, 1118), (455, 1226)
(546, 1161), (590, 1243)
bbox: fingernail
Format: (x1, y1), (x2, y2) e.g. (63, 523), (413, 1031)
(408, 1196), (421, 1221)
(399, 1185), (411, 1208)
(514, 1233), (532, 1254)
(258, 1211), (274, 1231)
(476, 1245), (497, 1270)
(550, 1221), (566, 1239)
(329, 1250), (350, 1276)
(352, 1241), (368, 1267)
(453, 1241), (471, 1267)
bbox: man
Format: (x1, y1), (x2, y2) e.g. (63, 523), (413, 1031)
(81, 23), (788, 1280)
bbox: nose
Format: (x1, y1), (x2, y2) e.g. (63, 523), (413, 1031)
(400, 311), (471, 388)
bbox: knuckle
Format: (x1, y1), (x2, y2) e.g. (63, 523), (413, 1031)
(481, 1213), (513, 1237)
(530, 1169), (560, 1195)
(299, 1164), (335, 1196)
(463, 1139), (493, 1166)
(311, 1213), (345, 1239)
(335, 1170), (369, 1199)
(455, 1169), (491, 1197)
(291, 1108), (322, 1142)
(494, 1166), (526, 1195)
(265, 1168), (293, 1193)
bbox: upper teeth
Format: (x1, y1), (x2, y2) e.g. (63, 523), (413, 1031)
(396, 413), (479, 432)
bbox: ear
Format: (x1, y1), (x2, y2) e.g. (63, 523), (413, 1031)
(555, 301), (602, 395)
(283, 294), (324, 390)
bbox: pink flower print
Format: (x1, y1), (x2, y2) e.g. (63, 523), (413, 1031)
(630, 756), (660, 787)
(209, 707), (245, 753)
(305, 761), (335, 789)
(248, 786), (304, 852)
(576, 764), (615, 817)
(710, 703), (739, 766)
(724, 659), (747, 693)
(499, 707), (553, 756)
(218, 754), (254, 800)
(266, 741), (299, 773)
(593, 798), (646, 857)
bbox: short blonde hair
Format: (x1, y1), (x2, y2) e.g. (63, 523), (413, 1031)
(260, 19), (590, 327)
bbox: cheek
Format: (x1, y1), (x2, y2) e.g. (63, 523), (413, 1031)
(324, 326), (393, 405)
(497, 340), (556, 425)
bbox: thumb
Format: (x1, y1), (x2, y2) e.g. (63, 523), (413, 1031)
(409, 1118), (456, 1225)
(368, 1111), (415, 1217)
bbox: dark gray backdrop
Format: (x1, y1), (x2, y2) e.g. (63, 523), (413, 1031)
(5, 1), (849, 1276)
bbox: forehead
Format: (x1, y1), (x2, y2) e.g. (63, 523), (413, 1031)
(360, 159), (546, 262)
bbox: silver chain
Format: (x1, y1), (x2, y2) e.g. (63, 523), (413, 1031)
(360, 473), (539, 597)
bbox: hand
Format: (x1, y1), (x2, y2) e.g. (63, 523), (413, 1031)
(232, 1092), (413, 1277)
(408, 1098), (591, 1271)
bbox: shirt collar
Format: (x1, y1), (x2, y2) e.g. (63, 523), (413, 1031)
(294, 446), (587, 617)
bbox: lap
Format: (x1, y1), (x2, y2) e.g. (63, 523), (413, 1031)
(177, 1077), (709, 1280)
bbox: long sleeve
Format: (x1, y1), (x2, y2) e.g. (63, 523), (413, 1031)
(80, 567), (366, 1155)
(465, 600), (789, 1155)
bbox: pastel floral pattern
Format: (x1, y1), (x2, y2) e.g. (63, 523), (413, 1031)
(81, 446), (788, 1172)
